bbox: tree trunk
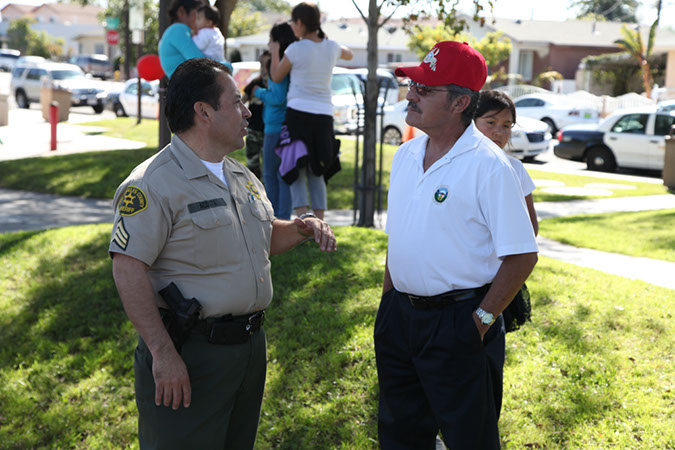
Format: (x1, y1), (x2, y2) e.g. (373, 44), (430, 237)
(358, 0), (379, 227)
(124, 0), (131, 80)
(215, 0), (238, 58)
(158, 0), (171, 150)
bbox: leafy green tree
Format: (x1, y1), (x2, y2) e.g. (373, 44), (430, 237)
(572, 0), (638, 22)
(228, 6), (263, 37)
(408, 27), (511, 72)
(7, 18), (64, 58)
(101, 0), (160, 66)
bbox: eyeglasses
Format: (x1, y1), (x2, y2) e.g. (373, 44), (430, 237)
(406, 80), (450, 97)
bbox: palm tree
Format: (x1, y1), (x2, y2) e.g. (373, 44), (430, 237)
(613, 0), (662, 98)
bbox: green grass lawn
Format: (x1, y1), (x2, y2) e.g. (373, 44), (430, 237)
(528, 169), (669, 202)
(539, 209), (675, 263)
(0, 225), (673, 448)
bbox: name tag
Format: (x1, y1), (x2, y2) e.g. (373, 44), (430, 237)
(188, 198), (227, 213)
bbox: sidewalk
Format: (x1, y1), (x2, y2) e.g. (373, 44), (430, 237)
(0, 108), (145, 161)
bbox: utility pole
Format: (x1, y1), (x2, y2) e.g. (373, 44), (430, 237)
(124, 0), (131, 80)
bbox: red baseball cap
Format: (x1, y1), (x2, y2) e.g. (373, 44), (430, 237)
(395, 41), (487, 91)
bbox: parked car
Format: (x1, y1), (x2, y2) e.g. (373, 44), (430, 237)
(332, 67), (364, 134)
(69, 54), (113, 80)
(115, 78), (159, 119)
(349, 68), (400, 106)
(514, 93), (599, 135)
(0, 49), (20, 71)
(15, 55), (46, 67)
(554, 106), (675, 172)
(10, 62), (107, 113)
(506, 116), (552, 161)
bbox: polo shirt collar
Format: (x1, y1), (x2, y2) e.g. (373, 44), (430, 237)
(408, 121), (484, 167)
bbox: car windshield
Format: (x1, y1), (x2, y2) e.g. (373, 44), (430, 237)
(332, 75), (358, 96)
(51, 69), (84, 80)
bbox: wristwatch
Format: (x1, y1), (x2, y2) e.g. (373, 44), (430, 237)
(299, 212), (317, 220)
(474, 307), (495, 325)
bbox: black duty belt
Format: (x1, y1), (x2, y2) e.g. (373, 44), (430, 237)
(403, 284), (492, 310)
(191, 310), (265, 345)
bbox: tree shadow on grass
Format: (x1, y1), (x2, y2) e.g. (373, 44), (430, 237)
(259, 227), (386, 448)
(0, 225), (136, 448)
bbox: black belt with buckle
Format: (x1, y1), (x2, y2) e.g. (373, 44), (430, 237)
(404, 284), (491, 309)
(191, 310), (265, 345)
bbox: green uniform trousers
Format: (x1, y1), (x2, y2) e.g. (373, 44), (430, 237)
(134, 328), (267, 450)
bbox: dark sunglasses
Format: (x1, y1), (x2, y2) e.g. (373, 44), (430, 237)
(406, 80), (450, 97)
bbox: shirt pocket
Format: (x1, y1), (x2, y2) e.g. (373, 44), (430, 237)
(248, 201), (273, 222)
(190, 207), (236, 269)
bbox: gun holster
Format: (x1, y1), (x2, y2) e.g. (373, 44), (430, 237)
(158, 282), (203, 353)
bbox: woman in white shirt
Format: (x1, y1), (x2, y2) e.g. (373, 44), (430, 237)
(270, 2), (353, 220)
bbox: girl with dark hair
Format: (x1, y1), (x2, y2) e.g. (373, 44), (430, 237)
(159, 0), (206, 78)
(270, 2), (353, 220)
(474, 90), (538, 235)
(253, 22), (298, 219)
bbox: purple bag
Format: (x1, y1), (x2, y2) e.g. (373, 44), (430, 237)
(274, 125), (308, 184)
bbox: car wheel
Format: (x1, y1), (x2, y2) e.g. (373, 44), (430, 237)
(92, 103), (104, 114)
(586, 146), (616, 172)
(113, 102), (127, 117)
(15, 90), (29, 109)
(542, 118), (557, 136)
(523, 156), (536, 163)
(382, 126), (402, 146)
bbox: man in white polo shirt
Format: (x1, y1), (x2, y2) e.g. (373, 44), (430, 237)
(375, 41), (539, 449)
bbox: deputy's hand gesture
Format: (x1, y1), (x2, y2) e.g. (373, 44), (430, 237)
(295, 217), (337, 252)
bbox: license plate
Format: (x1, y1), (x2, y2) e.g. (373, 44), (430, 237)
(87, 96), (99, 105)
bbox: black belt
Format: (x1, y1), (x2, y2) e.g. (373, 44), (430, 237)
(191, 310), (265, 345)
(403, 284), (491, 309)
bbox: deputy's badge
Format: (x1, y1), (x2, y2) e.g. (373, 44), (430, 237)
(112, 218), (130, 250)
(423, 47), (440, 71)
(118, 186), (148, 216)
(245, 181), (261, 200)
(433, 186), (449, 204)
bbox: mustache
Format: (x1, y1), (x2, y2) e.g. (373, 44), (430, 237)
(408, 102), (421, 113)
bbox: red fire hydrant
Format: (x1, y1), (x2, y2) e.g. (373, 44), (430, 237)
(49, 101), (58, 151)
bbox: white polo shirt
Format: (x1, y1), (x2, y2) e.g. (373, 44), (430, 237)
(385, 122), (539, 296)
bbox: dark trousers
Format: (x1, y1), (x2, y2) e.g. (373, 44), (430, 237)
(134, 329), (267, 450)
(374, 289), (505, 450)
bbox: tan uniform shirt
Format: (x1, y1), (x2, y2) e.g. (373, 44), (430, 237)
(109, 135), (275, 318)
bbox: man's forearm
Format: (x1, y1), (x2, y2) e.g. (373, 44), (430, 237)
(478, 252), (538, 317)
(270, 219), (308, 255)
(112, 253), (175, 357)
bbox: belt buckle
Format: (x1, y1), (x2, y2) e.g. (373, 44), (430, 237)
(407, 294), (423, 307)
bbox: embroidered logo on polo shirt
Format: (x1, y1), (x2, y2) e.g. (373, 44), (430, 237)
(118, 186), (148, 216)
(112, 218), (130, 250)
(433, 186), (449, 204)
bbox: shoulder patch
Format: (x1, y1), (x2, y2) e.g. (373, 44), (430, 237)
(112, 218), (130, 250)
(118, 186), (148, 216)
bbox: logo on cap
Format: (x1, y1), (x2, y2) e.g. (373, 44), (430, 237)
(433, 186), (449, 204)
(423, 48), (440, 71)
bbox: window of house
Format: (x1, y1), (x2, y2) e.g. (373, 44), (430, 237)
(518, 50), (534, 81)
(95, 43), (105, 54)
(611, 114), (649, 134)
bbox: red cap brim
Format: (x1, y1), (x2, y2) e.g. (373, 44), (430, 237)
(394, 65), (442, 86)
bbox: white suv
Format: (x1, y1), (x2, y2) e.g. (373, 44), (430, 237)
(10, 62), (107, 113)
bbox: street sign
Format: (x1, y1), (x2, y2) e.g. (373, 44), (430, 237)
(105, 16), (119, 30)
(130, 1), (144, 31)
(106, 30), (120, 46)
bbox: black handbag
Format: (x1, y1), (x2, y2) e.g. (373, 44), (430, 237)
(502, 283), (531, 333)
